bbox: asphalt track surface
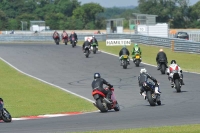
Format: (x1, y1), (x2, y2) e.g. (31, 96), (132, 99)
(0, 42), (200, 133)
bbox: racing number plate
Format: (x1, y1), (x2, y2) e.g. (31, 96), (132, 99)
(136, 55), (140, 59)
(123, 55), (128, 58)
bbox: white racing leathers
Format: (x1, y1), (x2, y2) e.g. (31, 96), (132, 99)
(166, 64), (183, 83)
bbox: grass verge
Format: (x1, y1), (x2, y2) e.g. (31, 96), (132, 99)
(79, 41), (200, 73)
(0, 59), (96, 118)
(72, 124), (200, 133)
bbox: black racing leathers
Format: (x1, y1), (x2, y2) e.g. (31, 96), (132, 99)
(82, 41), (91, 50)
(119, 48), (130, 56)
(156, 51), (168, 64)
(138, 73), (157, 93)
(91, 78), (113, 98)
(69, 33), (78, 42)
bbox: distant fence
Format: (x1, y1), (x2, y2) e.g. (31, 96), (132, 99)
(0, 33), (200, 54)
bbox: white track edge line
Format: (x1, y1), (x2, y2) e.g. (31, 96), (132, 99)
(0, 57), (94, 103)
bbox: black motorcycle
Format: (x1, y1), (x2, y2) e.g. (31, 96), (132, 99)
(71, 37), (77, 48)
(143, 81), (161, 106)
(84, 46), (90, 58)
(158, 59), (168, 74)
(0, 100), (12, 122)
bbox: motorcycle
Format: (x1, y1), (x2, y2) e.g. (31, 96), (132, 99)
(121, 55), (129, 69)
(143, 81), (161, 106)
(90, 43), (98, 54)
(84, 46), (90, 58)
(53, 34), (60, 45)
(0, 100), (12, 122)
(62, 35), (68, 45)
(133, 53), (141, 67)
(71, 37), (77, 48)
(92, 86), (120, 113)
(171, 71), (182, 92)
(158, 59), (168, 74)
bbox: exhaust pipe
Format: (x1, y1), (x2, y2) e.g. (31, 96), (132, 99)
(103, 98), (112, 104)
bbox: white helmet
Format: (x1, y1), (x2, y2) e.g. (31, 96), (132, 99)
(140, 68), (147, 73)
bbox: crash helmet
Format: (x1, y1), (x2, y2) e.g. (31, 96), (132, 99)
(171, 60), (176, 64)
(140, 68), (147, 74)
(94, 73), (101, 79)
(159, 49), (163, 52)
(134, 43), (138, 47)
(92, 35), (95, 38)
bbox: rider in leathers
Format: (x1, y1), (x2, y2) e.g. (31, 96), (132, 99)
(119, 45), (130, 65)
(82, 38), (91, 53)
(90, 36), (98, 46)
(156, 49), (168, 70)
(91, 73), (113, 101)
(0, 98), (3, 114)
(138, 68), (161, 99)
(52, 31), (60, 41)
(166, 60), (185, 88)
(69, 31), (78, 44)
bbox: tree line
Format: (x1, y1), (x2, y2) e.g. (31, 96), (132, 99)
(0, 0), (200, 30)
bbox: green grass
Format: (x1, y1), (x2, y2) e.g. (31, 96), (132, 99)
(0, 59), (96, 118)
(72, 124), (200, 133)
(79, 41), (200, 73)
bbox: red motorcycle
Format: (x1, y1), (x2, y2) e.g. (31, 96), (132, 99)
(62, 33), (68, 45)
(92, 86), (120, 112)
(53, 33), (60, 45)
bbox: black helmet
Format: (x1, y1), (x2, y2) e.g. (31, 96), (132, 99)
(171, 60), (176, 64)
(94, 73), (101, 79)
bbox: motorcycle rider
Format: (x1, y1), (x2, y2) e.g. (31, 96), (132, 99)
(61, 30), (68, 43)
(0, 98), (3, 114)
(90, 36), (98, 46)
(156, 49), (168, 70)
(132, 43), (142, 59)
(119, 45), (130, 65)
(82, 38), (91, 53)
(91, 73), (113, 101)
(52, 30), (60, 41)
(138, 68), (161, 100)
(166, 60), (185, 88)
(69, 31), (78, 44)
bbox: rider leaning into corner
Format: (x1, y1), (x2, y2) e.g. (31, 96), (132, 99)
(166, 60), (185, 88)
(0, 98), (3, 113)
(156, 49), (168, 70)
(91, 73), (113, 102)
(119, 45), (130, 65)
(52, 30), (60, 41)
(82, 38), (91, 53)
(138, 68), (161, 99)
(69, 31), (78, 44)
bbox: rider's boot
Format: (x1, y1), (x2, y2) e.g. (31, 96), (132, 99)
(180, 78), (185, 85)
(140, 92), (146, 100)
(155, 87), (161, 94)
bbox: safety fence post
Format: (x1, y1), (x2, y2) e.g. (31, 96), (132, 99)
(171, 40), (174, 52)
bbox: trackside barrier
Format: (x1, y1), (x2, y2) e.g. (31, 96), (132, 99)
(0, 34), (200, 54)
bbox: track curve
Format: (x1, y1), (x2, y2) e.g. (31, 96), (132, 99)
(0, 42), (200, 133)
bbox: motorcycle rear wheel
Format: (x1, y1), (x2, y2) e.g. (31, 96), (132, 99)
(175, 79), (181, 92)
(146, 91), (156, 106)
(96, 99), (108, 113)
(123, 60), (127, 69)
(160, 64), (166, 74)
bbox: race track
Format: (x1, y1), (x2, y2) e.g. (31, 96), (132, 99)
(0, 43), (199, 133)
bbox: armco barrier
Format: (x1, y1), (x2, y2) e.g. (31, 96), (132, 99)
(0, 34), (200, 54)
